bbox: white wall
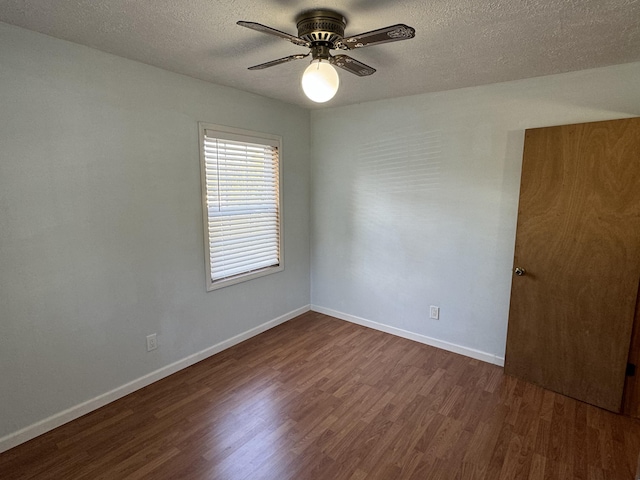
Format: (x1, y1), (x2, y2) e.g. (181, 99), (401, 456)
(0, 22), (310, 443)
(310, 62), (640, 363)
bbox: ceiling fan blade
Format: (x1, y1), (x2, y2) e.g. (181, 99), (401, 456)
(341, 24), (415, 49)
(330, 55), (376, 76)
(247, 54), (310, 70)
(237, 21), (309, 47)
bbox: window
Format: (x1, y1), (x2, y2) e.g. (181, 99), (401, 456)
(199, 123), (283, 290)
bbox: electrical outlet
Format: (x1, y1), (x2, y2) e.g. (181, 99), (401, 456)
(146, 333), (158, 351)
(429, 306), (440, 320)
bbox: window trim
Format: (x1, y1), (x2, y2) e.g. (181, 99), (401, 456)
(198, 122), (284, 291)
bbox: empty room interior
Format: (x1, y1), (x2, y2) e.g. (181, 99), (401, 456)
(2, 1), (640, 479)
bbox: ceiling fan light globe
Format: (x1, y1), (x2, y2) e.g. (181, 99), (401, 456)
(302, 60), (339, 103)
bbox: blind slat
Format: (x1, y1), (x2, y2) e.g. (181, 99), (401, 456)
(209, 233), (279, 248)
(211, 260), (279, 279)
(211, 250), (280, 270)
(209, 221), (278, 234)
(210, 243), (276, 257)
(211, 254), (280, 271)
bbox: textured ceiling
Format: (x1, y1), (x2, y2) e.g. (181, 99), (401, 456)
(1, 0), (639, 109)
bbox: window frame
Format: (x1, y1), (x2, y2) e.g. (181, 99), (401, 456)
(198, 122), (284, 291)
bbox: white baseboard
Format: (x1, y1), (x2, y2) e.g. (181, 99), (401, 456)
(0, 304), (311, 454)
(311, 305), (505, 367)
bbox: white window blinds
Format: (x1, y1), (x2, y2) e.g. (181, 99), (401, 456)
(200, 125), (283, 290)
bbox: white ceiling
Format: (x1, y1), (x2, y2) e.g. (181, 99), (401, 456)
(1, 0), (639, 109)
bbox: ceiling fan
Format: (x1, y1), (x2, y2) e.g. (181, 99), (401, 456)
(237, 9), (416, 103)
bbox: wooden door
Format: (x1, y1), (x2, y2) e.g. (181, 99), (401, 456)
(504, 117), (640, 412)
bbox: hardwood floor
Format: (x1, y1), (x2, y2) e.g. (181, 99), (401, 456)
(2, 311), (640, 479)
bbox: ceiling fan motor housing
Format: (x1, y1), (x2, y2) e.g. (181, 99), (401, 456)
(296, 10), (346, 51)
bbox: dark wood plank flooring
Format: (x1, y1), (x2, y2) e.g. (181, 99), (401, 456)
(2, 311), (640, 479)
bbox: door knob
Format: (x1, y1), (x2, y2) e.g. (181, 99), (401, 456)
(514, 267), (526, 276)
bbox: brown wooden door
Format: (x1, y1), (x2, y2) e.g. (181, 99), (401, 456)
(504, 117), (640, 412)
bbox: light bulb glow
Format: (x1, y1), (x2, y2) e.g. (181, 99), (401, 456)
(301, 59), (339, 103)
